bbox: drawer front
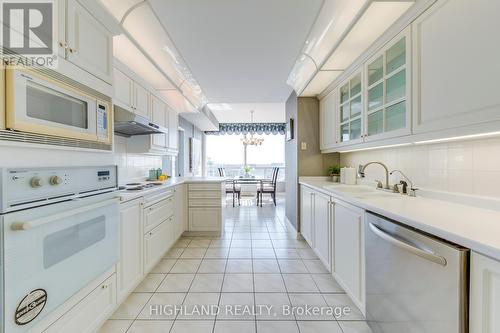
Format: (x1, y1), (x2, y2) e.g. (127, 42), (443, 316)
(189, 208), (221, 232)
(144, 218), (172, 272)
(144, 196), (174, 232)
(188, 190), (221, 199)
(188, 183), (222, 191)
(189, 198), (222, 207)
(45, 274), (116, 333)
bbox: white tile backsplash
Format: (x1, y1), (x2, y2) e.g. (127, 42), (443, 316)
(0, 136), (163, 184)
(340, 136), (500, 198)
(114, 136), (163, 184)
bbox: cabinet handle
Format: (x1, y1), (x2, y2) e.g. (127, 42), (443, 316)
(69, 48), (77, 54)
(58, 41), (68, 49)
(101, 284), (108, 289)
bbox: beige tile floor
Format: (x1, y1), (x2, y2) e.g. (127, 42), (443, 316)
(99, 195), (372, 333)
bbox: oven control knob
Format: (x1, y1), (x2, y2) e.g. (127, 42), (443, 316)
(50, 176), (63, 185)
(30, 177), (43, 188)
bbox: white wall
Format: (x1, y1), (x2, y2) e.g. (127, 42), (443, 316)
(340, 136), (500, 198)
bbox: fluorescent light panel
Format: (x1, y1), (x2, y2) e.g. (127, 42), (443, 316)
(113, 34), (176, 90)
(414, 131), (500, 145)
(322, 1), (414, 71)
(301, 70), (343, 96)
(340, 143), (412, 153)
(339, 131), (500, 153)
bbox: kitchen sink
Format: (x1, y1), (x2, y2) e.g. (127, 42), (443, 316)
(322, 184), (403, 200)
(322, 185), (374, 193)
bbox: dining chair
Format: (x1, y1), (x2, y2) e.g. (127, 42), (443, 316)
(219, 167), (241, 207)
(257, 167), (279, 207)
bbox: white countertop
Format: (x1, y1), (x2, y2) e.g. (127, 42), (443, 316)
(299, 177), (500, 261)
(118, 177), (226, 202)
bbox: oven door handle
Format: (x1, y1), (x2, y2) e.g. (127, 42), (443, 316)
(11, 198), (119, 231)
(368, 222), (447, 267)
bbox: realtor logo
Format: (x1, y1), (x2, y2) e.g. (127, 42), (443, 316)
(1, 0), (57, 67)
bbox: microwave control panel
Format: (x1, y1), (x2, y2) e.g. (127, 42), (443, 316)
(97, 102), (109, 139)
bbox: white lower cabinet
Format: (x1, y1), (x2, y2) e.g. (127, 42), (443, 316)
(174, 185), (187, 238)
(299, 185), (333, 272)
(144, 194), (174, 232)
(313, 192), (333, 272)
(116, 199), (143, 303)
(189, 208), (221, 232)
(187, 183), (223, 234)
(45, 274), (116, 333)
(333, 200), (365, 313)
(470, 251), (500, 332)
(144, 218), (172, 272)
(300, 186), (314, 245)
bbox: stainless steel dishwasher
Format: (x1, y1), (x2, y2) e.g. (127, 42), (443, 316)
(365, 212), (469, 333)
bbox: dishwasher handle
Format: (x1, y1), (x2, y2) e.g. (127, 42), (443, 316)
(368, 222), (447, 267)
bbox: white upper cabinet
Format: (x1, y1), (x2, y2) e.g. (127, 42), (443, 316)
(412, 0), (500, 134)
(113, 68), (133, 109)
(151, 94), (168, 150)
(337, 72), (363, 146)
(319, 90), (337, 151)
(364, 28), (411, 142)
(65, 0), (113, 84)
(134, 83), (150, 119)
(167, 106), (179, 152)
(318, 0), (500, 151)
(113, 66), (151, 120)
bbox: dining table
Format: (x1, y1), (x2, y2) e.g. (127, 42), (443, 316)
(230, 176), (264, 206)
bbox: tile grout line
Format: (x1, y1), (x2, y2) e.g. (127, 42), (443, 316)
(123, 239), (191, 333)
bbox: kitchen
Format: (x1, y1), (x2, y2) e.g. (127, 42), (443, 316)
(0, 0), (499, 333)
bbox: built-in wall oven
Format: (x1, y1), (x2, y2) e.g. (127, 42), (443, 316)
(365, 212), (469, 333)
(0, 166), (119, 333)
(5, 68), (111, 144)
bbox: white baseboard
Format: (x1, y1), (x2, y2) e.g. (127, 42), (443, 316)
(284, 216), (299, 237)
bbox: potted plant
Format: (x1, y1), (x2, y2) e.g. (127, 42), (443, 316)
(327, 165), (341, 182)
(243, 165), (252, 178)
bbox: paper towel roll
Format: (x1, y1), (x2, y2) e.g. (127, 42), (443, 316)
(341, 167), (357, 185)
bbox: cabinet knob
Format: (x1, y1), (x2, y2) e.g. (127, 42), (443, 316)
(69, 48), (77, 54)
(58, 41), (68, 49)
(101, 284), (108, 289)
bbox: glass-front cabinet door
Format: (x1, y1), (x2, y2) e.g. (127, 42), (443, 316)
(338, 72), (363, 145)
(364, 27), (411, 141)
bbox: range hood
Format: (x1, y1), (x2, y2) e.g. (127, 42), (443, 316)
(114, 106), (168, 137)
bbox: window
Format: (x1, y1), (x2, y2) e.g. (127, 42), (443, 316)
(206, 134), (285, 180)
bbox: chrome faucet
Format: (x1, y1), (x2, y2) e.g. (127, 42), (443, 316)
(390, 169), (418, 197)
(358, 162), (390, 190)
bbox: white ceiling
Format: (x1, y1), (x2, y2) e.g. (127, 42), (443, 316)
(208, 103), (285, 123)
(148, 0), (324, 104)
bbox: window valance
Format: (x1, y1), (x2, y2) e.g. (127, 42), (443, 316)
(205, 123), (286, 135)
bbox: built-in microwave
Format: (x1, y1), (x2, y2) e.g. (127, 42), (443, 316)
(5, 68), (112, 144)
